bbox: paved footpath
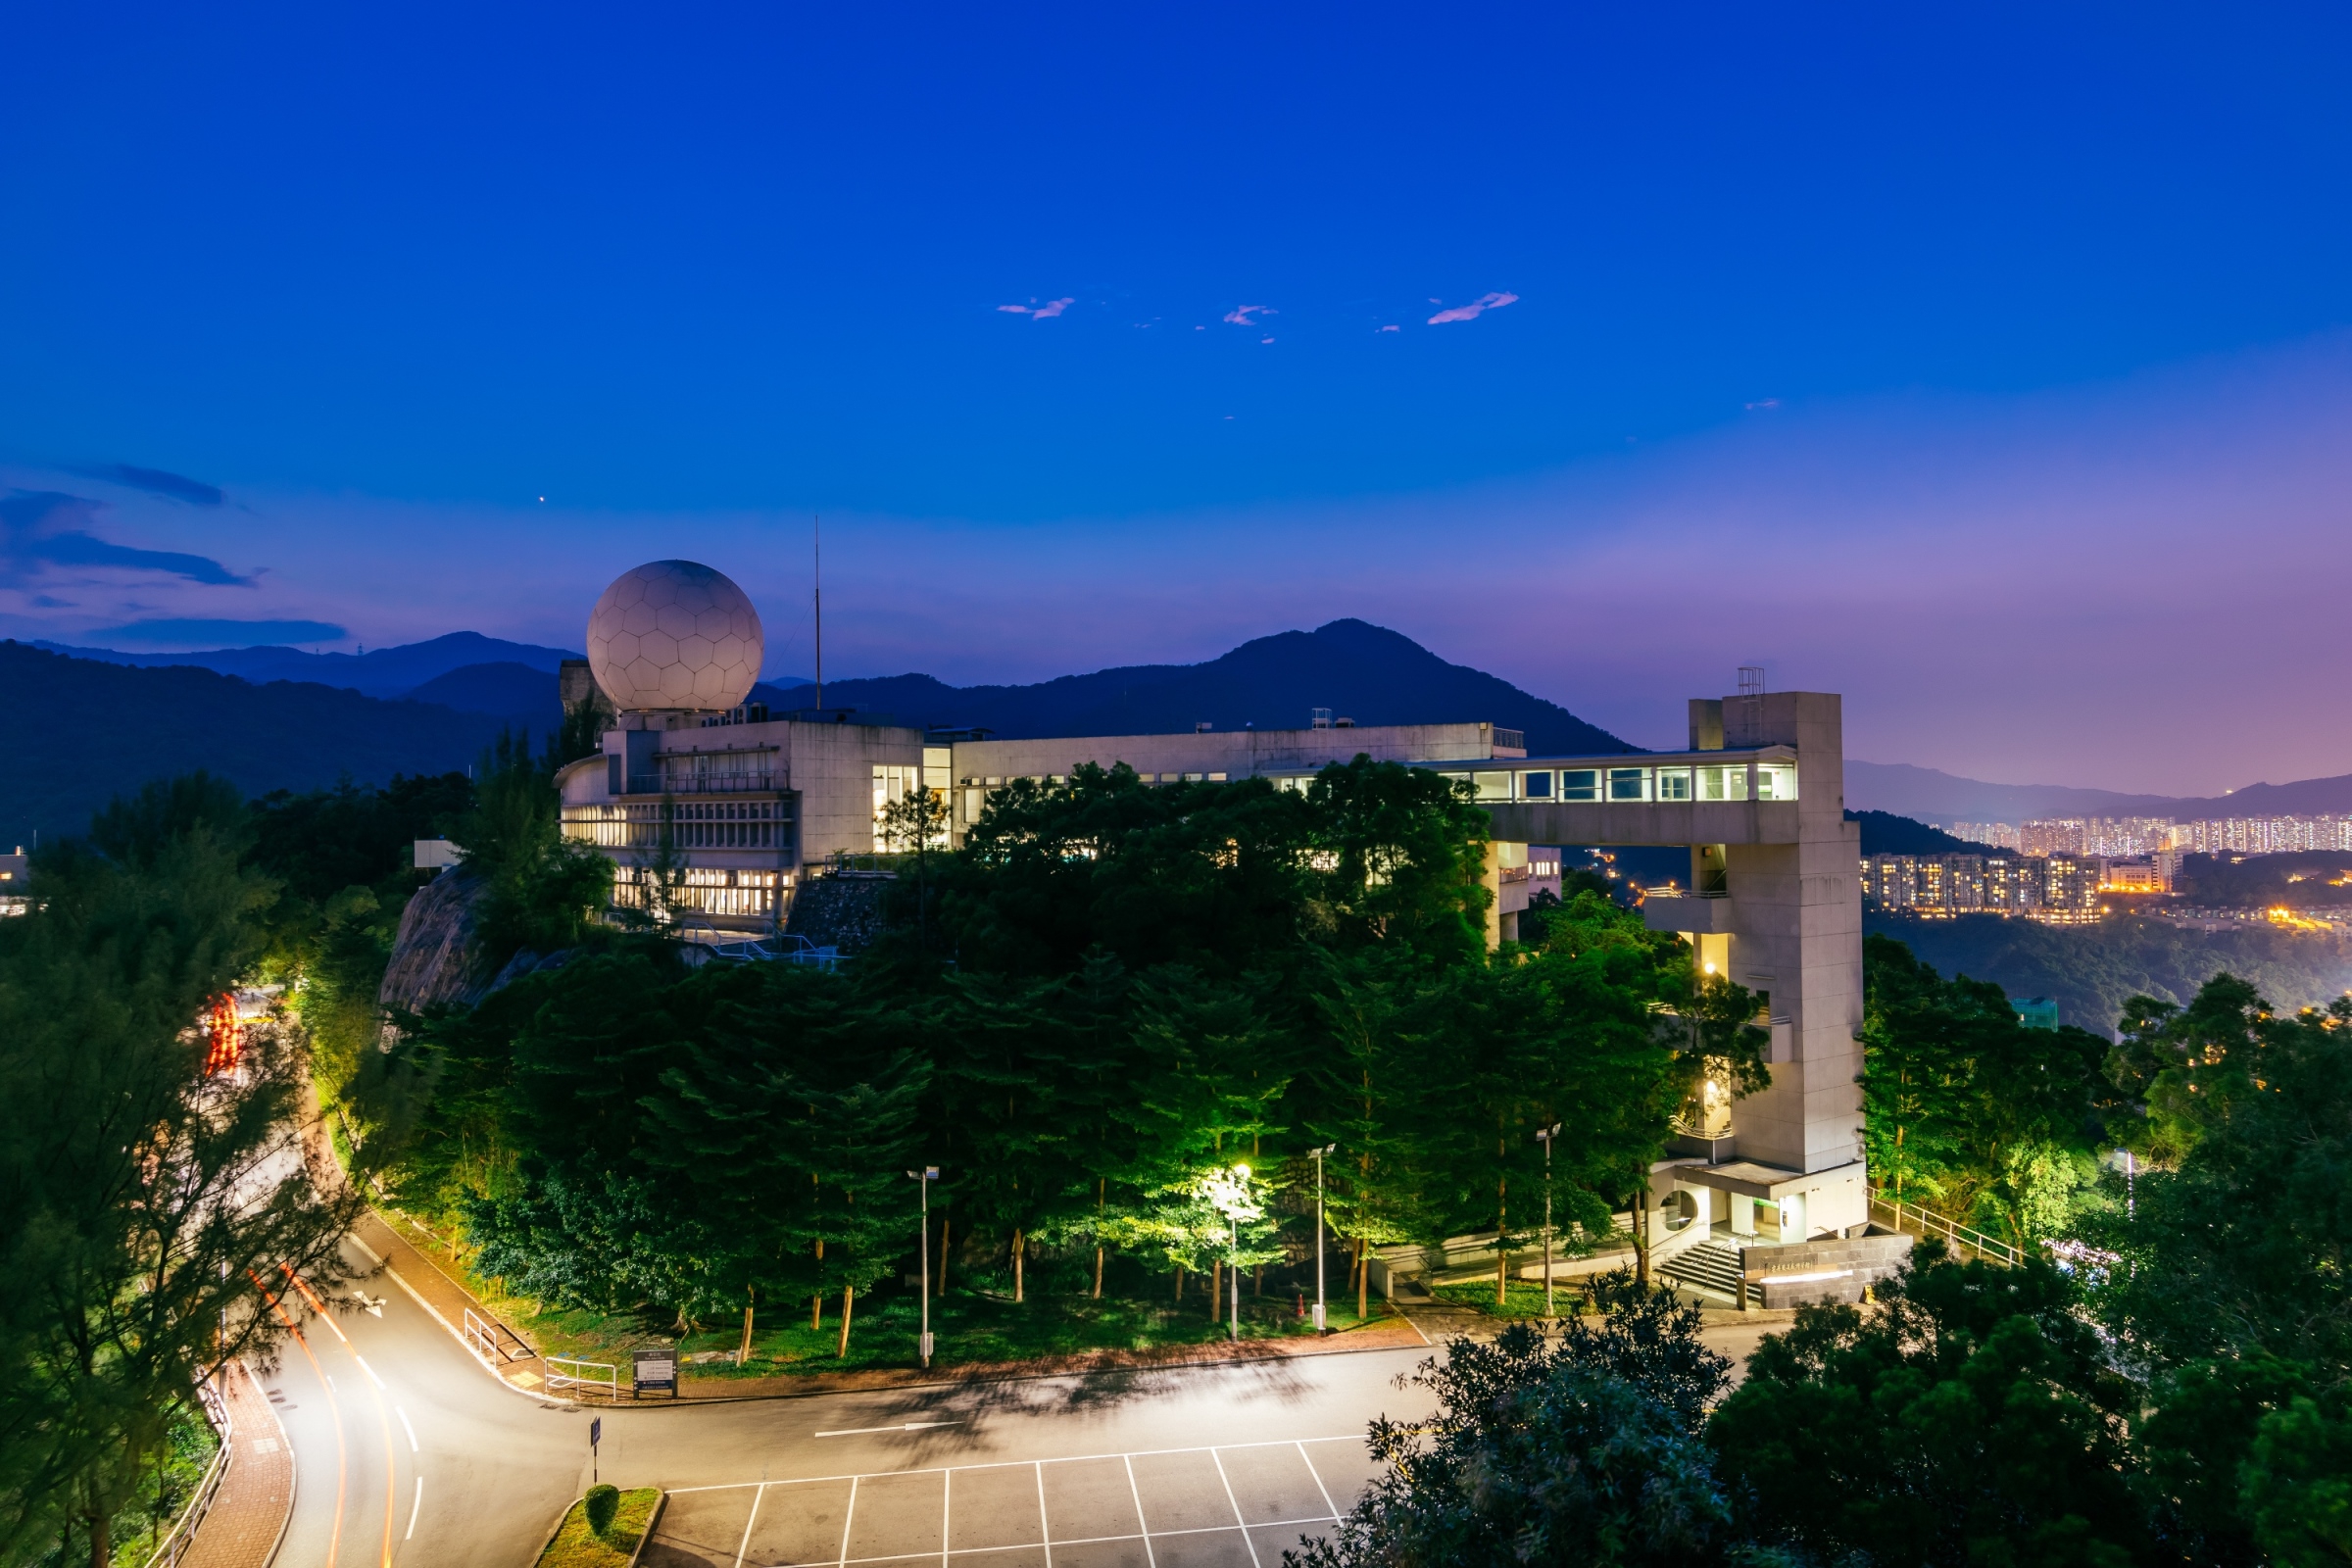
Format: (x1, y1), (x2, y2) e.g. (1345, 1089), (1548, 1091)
(179, 1360), (295, 1568)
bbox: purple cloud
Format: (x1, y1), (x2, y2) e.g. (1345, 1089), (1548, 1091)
(0, 491), (255, 586)
(1427, 291), (1520, 324)
(1222, 305), (1273, 327)
(998, 297), (1076, 318)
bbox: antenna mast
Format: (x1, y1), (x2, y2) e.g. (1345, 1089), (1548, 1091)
(813, 514), (822, 711)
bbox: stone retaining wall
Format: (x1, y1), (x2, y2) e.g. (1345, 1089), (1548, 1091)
(1742, 1231), (1914, 1308)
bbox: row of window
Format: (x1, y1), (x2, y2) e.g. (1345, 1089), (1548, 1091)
(1448, 763), (1797, 804)
(563, 801), (794, 852)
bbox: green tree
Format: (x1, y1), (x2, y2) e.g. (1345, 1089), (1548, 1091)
(454, 731), (612, 964)
(1709, 1244), (2148, 1568)
(1292, 1277), (1762, 1568)
(0, 779), (366, 1566)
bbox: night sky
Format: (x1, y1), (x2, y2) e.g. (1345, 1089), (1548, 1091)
(6, 4), (2352, 795)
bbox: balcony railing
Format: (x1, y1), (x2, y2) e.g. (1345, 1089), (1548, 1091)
(624, 773), (780, 796)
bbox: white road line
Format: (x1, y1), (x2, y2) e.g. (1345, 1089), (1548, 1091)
(759, 1518), (1347, 1568)
(733, 1481), (766, 1568)
(939, 1464), (951, 1568)
(813, 1420), (964, 1438)
(396, 1405), (419, 1452)
(662, 1434), (1368, 1492)
(406, 1475), (423, 1540)
(348, 1233), (385, 1266)
(836, 1475), (858, 1567)
(1122, 1453), (1156, 1568)
(1209, 1446), (1263, 1568)
(1296, 1440), (1341, 1521)
(354, 1354), (387, 1390)
(1034, 1460), (1052, 1568)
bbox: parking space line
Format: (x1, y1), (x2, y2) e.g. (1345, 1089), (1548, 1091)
(1208, 1448), (1263, 1568)
(940, 1463), (951, 1568)
(735, 1480), (767, 1568)
(761, 1517), (1350, 1568)
(1295, 1441), (1342, 1522)
(1122, 1454), (1156, 1568)
(837, 1474), (859, 1567)
(1034, 1461), (1052, 1567)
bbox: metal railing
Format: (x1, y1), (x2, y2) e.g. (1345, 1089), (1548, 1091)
(463, 1306), (533, 1364)
(624, 773), (781, 796)
(141, 1371), (235, 1568)
(545, 1356), (619, 1398)
(1870, 1193), (2023, 1267)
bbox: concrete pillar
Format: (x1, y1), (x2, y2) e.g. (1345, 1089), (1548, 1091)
(1730, 1195), (1756, 1237)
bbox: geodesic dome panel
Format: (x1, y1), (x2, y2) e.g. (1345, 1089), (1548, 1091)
(586, 560), (764, 712)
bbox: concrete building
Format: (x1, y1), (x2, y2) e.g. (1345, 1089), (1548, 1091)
(556, 562), (1874, 1279)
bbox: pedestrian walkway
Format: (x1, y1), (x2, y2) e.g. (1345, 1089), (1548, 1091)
(352, 1210), (555, 1395)
(178, 1361), (294, 1568)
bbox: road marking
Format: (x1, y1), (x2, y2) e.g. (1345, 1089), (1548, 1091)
(939, 1465), (951, 1568)
(813, 1420), (964, 1438)
(406, 1475), (423, 1540)
(396, 1406), (419, 1452)
(1296, 1440), (1342, 1522)
(836, 1475), (858, 1567)
(354, 1354), (387, 1390)
(1209, 1446), (1262, 1568)
(1034, 1460), (1052, 1567)
(1122, 1453), (1156, 1568)
(755, 1517), (1348, 1568)
(665, 1434), (1367, 1491)
(732, 1481), (766, 1568)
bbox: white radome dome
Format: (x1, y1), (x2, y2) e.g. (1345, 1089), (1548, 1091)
(586, 560), (764, 713)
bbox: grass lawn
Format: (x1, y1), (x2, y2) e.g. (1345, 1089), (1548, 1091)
(1430, 1279), (1591, 1320)
(380, 1209), (1401, 1376)
(536, 1489), (660, 1567)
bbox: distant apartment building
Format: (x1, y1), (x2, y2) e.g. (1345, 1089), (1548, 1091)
(1862, 851), (2099, 921)
(2099, 858), (2171, 894)
(1949, 821), (2022, 851)
(1948, 814), (2352, 861)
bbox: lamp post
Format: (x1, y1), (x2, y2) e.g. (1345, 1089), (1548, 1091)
(907, 1165), (939, 1366)
(1536, 1123), (1561, 1318)
(1203, 1163), (1258, 1344)
(1310, 1145), (1336, 1332)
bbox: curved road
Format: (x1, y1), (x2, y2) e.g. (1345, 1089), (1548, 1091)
(259, 1233), (1443, 1567)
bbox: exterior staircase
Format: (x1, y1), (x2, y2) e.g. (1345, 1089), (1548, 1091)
(1658, 1238), (1760, 1306)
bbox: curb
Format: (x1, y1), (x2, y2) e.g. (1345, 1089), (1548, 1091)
(627, 1492), (667, 1568)
(347, 1225), (558, 1407)
(247, 1358), (298, 1568)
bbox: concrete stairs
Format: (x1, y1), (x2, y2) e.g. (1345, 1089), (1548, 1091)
(1658, 1239), (1759, 1306)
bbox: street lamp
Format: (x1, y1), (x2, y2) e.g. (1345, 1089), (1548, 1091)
(907, 1165), (939, 1366)
(1309, 1145), (1336, 1332)
(1203, 1163), (1261, 1344)
(1535, 1123), (1561, 1318)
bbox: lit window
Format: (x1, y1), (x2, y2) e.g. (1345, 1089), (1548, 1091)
(1655, 767), (1692, 801)
(1473, 771), (1513, 801)
(1756, 764), (1798, 801)
(1607, 767), (1650, 802)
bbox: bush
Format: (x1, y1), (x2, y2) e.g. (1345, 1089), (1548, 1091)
(583, 1484), (619, 1538)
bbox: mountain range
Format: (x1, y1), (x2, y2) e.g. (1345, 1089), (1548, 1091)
(1843, 760), (2352, 824)
(11, 621), (2351, 849)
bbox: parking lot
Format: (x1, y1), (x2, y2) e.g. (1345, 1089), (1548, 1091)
(643, 1435), (1384, 1568)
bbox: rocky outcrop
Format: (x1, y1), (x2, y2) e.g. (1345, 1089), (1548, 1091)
(379, 867), (580, 1016)
(379, 866), (497, 1013)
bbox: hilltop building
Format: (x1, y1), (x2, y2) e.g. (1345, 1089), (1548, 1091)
(554, 562), (1877, 1298)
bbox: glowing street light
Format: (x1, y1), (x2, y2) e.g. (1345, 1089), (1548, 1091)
(1535, 1123), (1562, 1318)
(1203, 1163), (1262, 1344)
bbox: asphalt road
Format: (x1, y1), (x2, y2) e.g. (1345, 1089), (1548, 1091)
(259, 1235), (1441, 1567)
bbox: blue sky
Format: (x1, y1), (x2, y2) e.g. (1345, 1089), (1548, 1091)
(6, 4), (2352, 793)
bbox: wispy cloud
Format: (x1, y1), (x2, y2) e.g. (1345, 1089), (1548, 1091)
(81, 616), (346, 648)
(998, 298), (1076, 318)
(1377, 324), (1400, 333)
(1427, 291), (1520, 324)
(70, 464), (225, 506)
(1222, 305), (1273, 327)
(0, 491), (255, 586)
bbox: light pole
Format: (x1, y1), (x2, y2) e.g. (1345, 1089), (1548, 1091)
(1536, 1123), (1561, 1318)
(907, 1165), (939, 1366)
(1310, 1145), (1336, 1332)
(1203, 1163), (1259, 1344)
